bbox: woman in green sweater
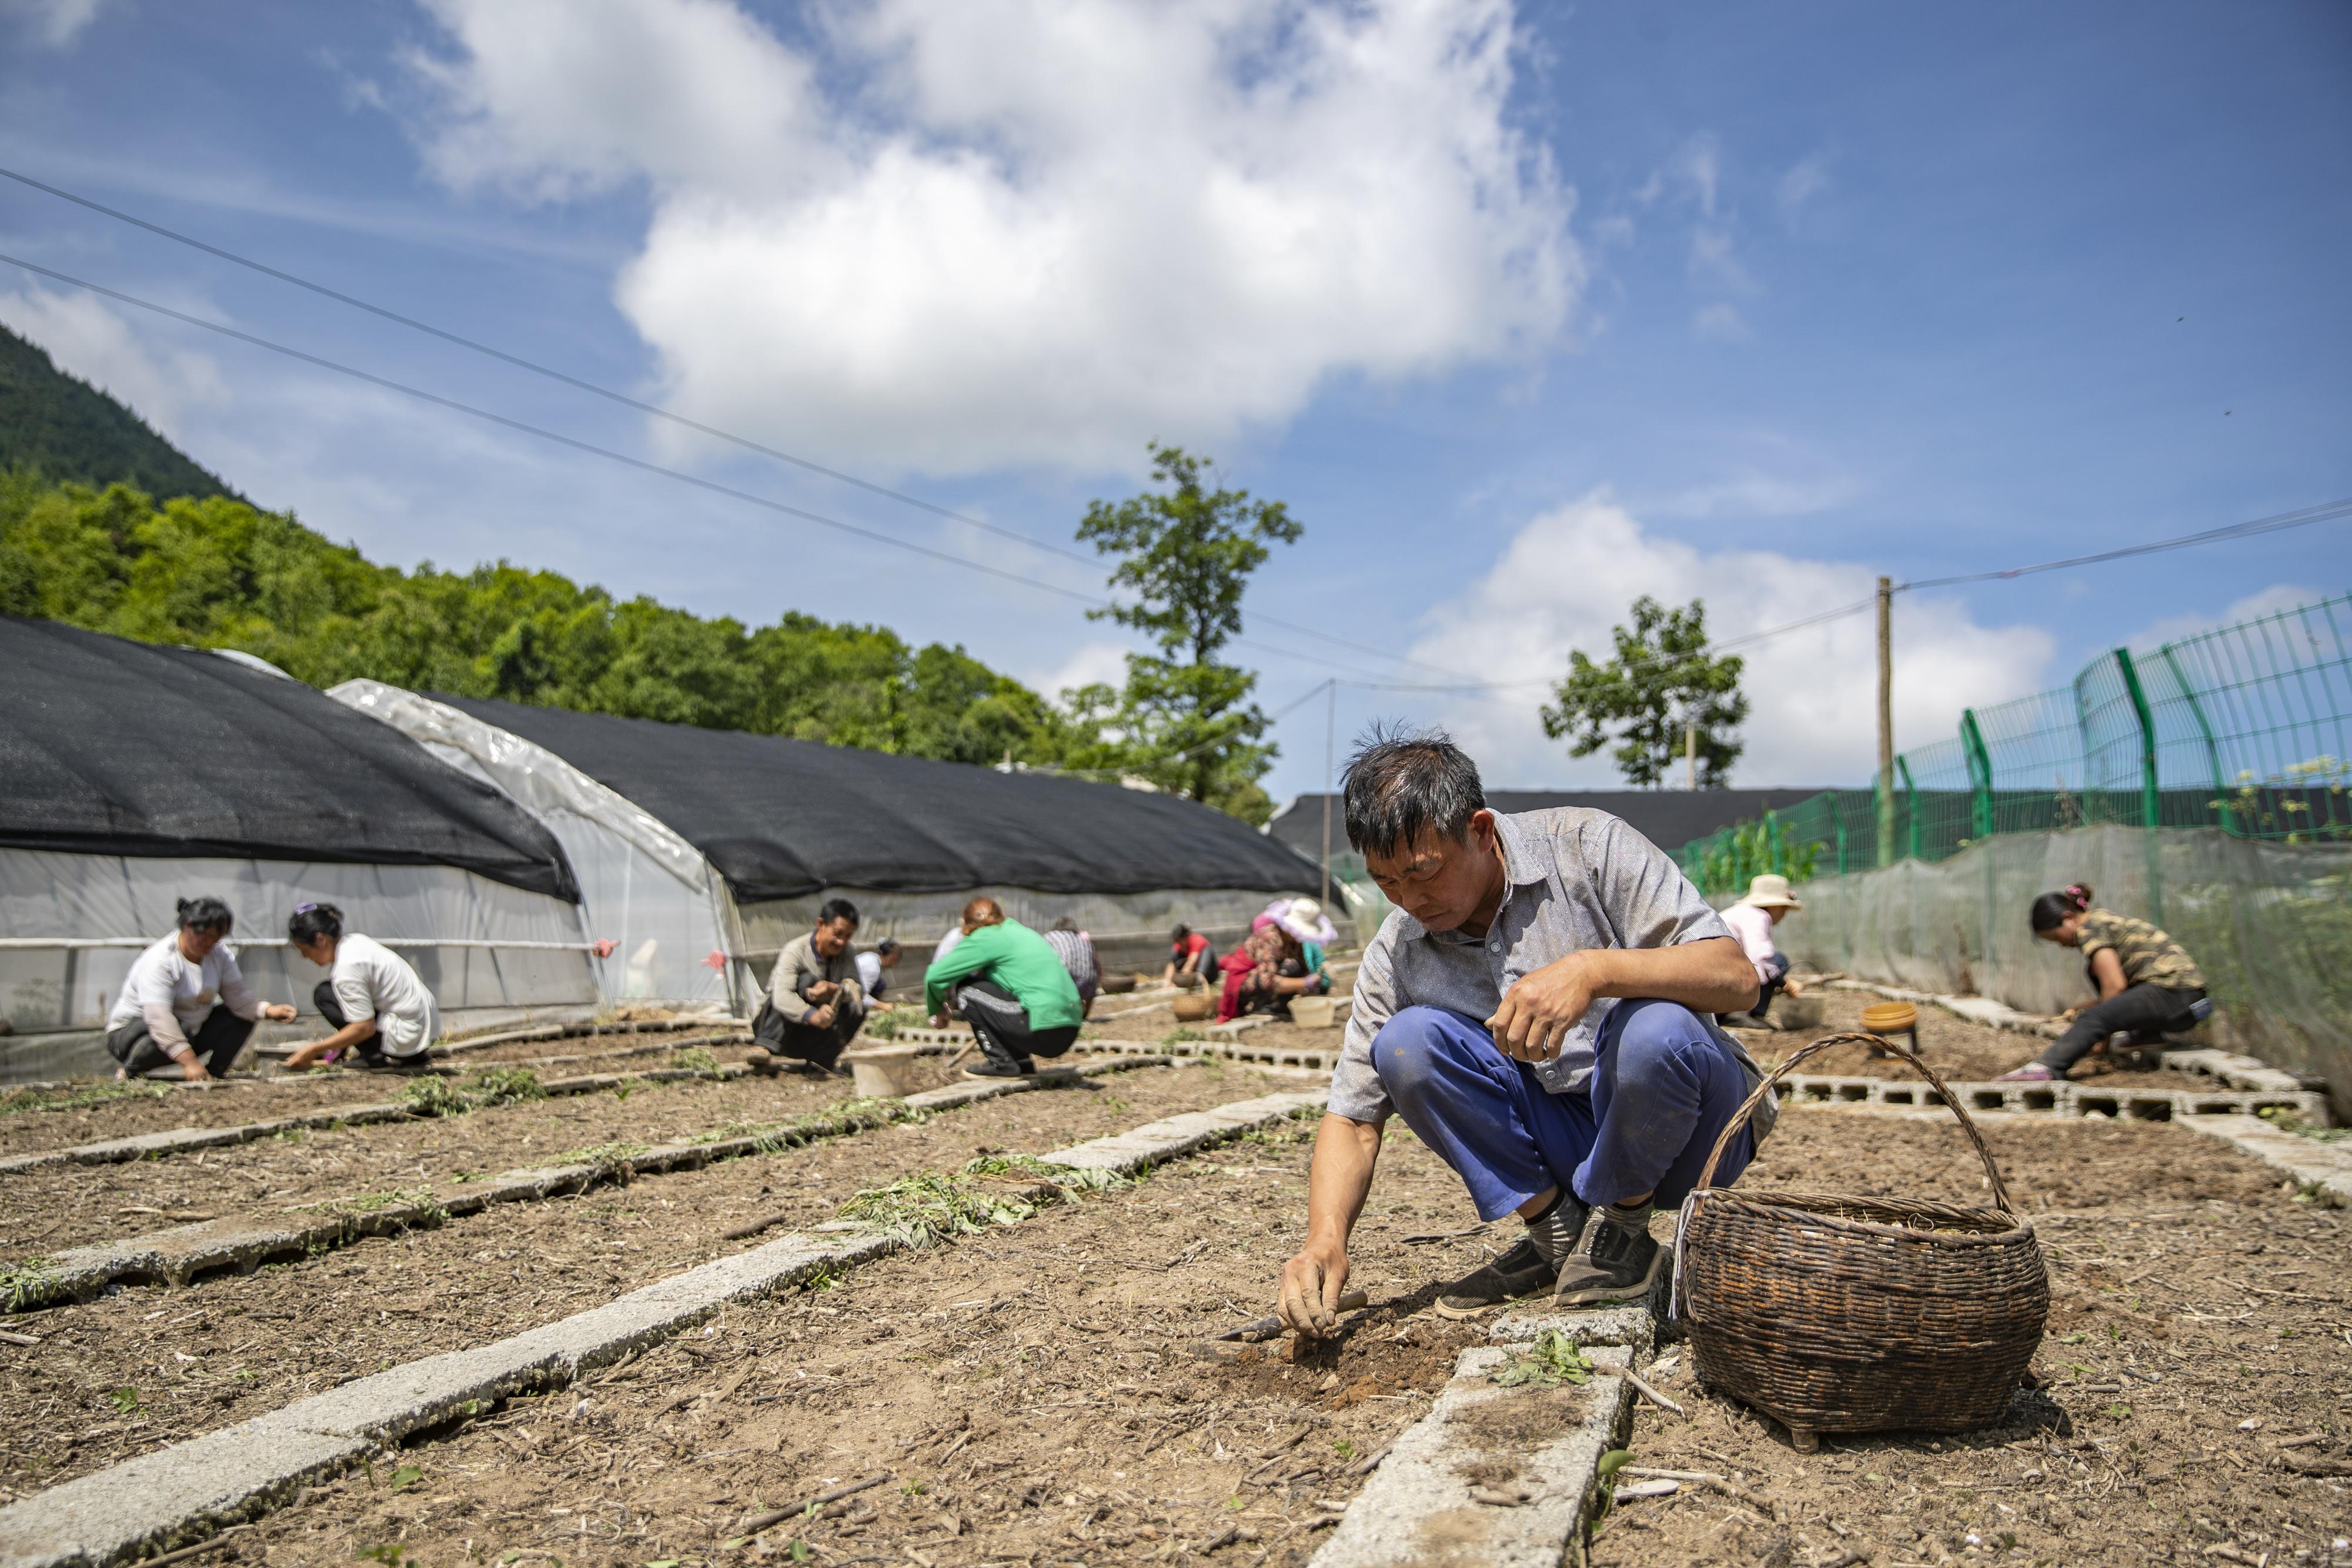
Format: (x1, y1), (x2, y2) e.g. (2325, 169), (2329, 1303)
(926, 897), (1086, 1079)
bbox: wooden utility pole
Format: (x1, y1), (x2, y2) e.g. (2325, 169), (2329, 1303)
(1685, 720), (1698, 790)
(1876, 575), (1896, 867)
(1320, 679), (1335, 904)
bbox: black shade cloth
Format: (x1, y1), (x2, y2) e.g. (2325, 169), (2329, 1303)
(0, 619), (580, 901)
(438, 695), (1322, 902)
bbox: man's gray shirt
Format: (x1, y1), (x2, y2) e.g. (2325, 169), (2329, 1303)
(767, 932), (864, 1024)
(1328, 808), (1773, 1136)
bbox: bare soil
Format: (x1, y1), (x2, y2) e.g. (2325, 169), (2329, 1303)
(0, 1058), (1301, 1500)
(226, 1111), (1498, 1568)
(1599, 1106), (2352, 1568)
(0, 1037), (746, 1158)
(1732, 984), (2211, 1090)
(0, 1055), (965, 1255)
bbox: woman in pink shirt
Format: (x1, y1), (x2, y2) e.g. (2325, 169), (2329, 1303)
(1719, 874), (1803, 1023)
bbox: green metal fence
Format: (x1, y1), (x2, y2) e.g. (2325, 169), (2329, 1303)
(1677, 592), (2352, 895)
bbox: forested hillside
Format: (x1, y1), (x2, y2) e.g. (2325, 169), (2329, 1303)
(0, 471), (1104, 768)
(0, 325), (240, 503)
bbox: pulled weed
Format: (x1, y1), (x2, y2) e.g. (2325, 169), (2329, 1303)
(668, 1046), (721, 1072)
(2, 1256), (58, 1312)
(838, 1171), (1055, 1248)
(693, 1095), (917, 1153)
(962, 1151), (1127, 1192)
(1492, 1328), (1595, 1388)
(2259, 1105), (2351, 1143)
(399, 1066), (544, 1119)
(1, 1079), (173, 1116)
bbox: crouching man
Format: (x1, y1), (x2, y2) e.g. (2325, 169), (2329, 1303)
(749, 898), (867, 1075)
(1277, 730), (1773, 1332)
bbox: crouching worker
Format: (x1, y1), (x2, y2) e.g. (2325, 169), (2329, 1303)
(1997, 884), (2209, 1081)
(281, 904), (440, 1070)
(926, 898), (1084, 1080)
(1719, 874), (1805, 1022)
(1277, 731), (1771, 1331)
(107, 897), (296, 1081)
(750, 898), (866, 1075)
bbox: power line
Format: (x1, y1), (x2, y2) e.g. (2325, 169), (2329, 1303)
(0, 252), (1418, 683)
(1898, 499), (2352, 590)
(0, 164), (1469, 681)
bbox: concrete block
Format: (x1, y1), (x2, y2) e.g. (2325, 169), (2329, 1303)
(1309, 1343), (1632, 1568)
(1040, 1089), (1325, 1175)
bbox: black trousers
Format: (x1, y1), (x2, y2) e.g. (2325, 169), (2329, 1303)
(2039, 983), (2207, 1073)
(312, 982), (429, 1068)
(955, 978), (1077, 1063)
(751, 995), (866, 1069)
(1748, 954), (1792, 1020)
(106, 1005), (253, 1078)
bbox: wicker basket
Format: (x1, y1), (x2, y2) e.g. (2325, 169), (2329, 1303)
(1675, 1033), (2048, 1450)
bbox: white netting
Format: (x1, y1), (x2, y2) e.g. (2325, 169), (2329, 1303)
(1765, 824), (2351, 1115)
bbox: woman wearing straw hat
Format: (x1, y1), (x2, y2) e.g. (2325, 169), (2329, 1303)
(1719, 874), (1804, 1024)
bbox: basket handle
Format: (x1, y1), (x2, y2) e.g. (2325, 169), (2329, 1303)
(1692, 1031), (2019, 1215)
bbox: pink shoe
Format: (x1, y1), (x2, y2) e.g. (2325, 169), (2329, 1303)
(1994, 1062), (2055, 1083)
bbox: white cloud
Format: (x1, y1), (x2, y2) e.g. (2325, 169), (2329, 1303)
(1402, 493), (2055, 786)
(4, 0), (112, 47)
(0, 286), (229, 444)
(1776, 153), (1829, 223)
(1030, 639), (1133, 704)
(2125, 583), (2330, 653)
(1690, 302), (1749, 342)
(397, 0), (1579, 477)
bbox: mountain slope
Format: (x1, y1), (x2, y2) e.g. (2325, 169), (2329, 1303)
(0, 322), (240, 502)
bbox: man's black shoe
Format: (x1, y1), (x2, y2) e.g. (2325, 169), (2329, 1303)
(1552, 1206), (1663, 1307)
(963, 1055), (1035, 1080)
(1434, 1238), (1560, 1319)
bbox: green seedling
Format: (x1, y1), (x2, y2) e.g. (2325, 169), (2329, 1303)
(790, 1542), (810, 1562)
(2106, 1402), (2132, 1420)
(1493, 1329), (1594, 1388)
(1332, 1439), (1355, 1460)
(108, 1386), (142, 1413)
(1161, 1028), (1208, 1045)
(1592, 1447), (1636, 1516)
(1225, 1495), (1246, 1511)
(389, 1463), (425, 1491)
(901, 1482), (927, 1497)
(356, 1544), (417, 1568)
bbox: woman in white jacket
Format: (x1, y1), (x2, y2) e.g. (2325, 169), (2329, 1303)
(280, 903), (441, 1071)
(106, 897), (296, 1081)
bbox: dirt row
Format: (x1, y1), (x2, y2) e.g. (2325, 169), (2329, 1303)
(1603, 1111), (2352, 1568)
(230, 1111), (1494, 1568)
(1732, 983), (2211, 1089)
(0, 1054), (964, 1256)
(55, 1102), (2347, 1567)
(0, 1057), (1306, 1500)
(0, 1034), (753, 1157)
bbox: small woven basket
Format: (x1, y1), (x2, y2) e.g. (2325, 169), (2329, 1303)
(1675, 1033), (2048, 1449)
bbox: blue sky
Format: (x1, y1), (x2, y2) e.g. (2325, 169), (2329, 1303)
(2, 0), (2346, 802)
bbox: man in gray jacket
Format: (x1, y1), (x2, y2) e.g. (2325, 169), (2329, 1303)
(1277, 730), (1770, 1332)
(749, 898), (867, 1075)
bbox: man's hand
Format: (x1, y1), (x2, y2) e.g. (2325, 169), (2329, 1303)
(806, 979), (840, 1005)
(808, 1004), (836, 1030)
(263, 1003), (298, 1022)
(1487, 951), (1602, 1062)
(1278, 1239), (1352, 1339)
(1782, 978), (1805, 999)
(930, 1012), (948, 1029)
(179, 1055), (212, 1083)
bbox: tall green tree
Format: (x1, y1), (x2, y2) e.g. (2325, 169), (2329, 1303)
(0, 471), (1098, 770)
(1539, 595), (1748, 788)
(1076, 443), (1301, 823)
